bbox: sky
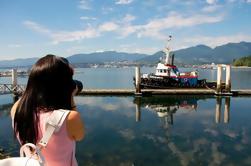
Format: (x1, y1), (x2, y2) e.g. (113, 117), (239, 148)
(0, 0), (251, 60)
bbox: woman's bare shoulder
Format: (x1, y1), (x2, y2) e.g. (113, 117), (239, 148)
(11, 99), (21, 119)
(66, 110), (85, 141)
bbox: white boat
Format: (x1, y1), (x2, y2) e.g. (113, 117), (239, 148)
(135, 36), (207, 89)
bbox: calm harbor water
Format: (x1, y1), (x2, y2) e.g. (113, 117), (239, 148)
(1, 67), (251, 165)
(1, 67), (251, 89)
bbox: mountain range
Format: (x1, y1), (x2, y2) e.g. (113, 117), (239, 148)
(138, 42), (251, 64)
(1, 42), (251, 68)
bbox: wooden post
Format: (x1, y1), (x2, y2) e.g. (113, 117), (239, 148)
(135, 66), (141, 95)
(225, 65), (231, 93)
(224, 97), (230, 123)
(12, 69), (17, 89)
(170, 113), (173, 125)
(135, 97), (141, 122)
(215, 97), (222, 123)
(216, 65), (222, 93)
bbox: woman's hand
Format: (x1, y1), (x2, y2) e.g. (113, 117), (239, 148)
(72, 84), (79, 97)
(71, 84), (78, 111)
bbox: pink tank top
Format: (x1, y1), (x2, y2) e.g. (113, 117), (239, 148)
(38, 111), (78, 166)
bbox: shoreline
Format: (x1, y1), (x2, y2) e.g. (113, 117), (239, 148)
(231, 66), (251, 69)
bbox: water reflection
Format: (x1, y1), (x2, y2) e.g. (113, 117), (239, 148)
(134, 95), (231, 125)
(1, 95), (251, 166)
(0, 103), (12, 117)
(215, 97), (231, 124)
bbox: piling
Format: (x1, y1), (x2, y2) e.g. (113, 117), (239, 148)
(170, 114), (173, 125)
(135, 67), (142, 95)
(216, 65), (222, 94)
(11, 68), (19, 97)
(224, 97), (230, 123)
(11, 69), (17, 89)
(225, 65), (231, 93)
(215, 97), (222, 123)
(134, 97), (141, 122)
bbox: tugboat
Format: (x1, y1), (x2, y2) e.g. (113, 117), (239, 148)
(134, 36), (213, 89)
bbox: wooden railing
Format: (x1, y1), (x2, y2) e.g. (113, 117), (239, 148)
(0, 84), (25, 95)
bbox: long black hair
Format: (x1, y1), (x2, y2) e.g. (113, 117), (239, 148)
(14, 54), (76, 144)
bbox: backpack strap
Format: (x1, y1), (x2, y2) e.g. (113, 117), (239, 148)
(38, 109), (70, 147)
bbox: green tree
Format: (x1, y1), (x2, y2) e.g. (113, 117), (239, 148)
(233, 55), (251, 67)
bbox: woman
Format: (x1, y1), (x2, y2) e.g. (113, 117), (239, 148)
(11, 54), (85, 166)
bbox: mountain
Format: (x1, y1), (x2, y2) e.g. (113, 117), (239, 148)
(134, 51), (163, 63)
(0, 57), (38, 68)
(212, 42), (251, 63)
(138, 42), (251, 64)
(0, 52), (147, 68)
(174, 45), (213, 64)
(67, 51), (148, 64)
(1, 42), (251, 68)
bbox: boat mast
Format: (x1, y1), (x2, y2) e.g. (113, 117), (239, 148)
(163, 35), (172, 65)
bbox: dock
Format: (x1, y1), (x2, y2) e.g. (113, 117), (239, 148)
(1, 67), (251, 97)
(0, 84), (25, 95)
(79, 88), (251, 96)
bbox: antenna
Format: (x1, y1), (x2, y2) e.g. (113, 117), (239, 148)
(167, 35), (172, 41)
(163, 35), (173, 65)
(167, 35), (172, 49)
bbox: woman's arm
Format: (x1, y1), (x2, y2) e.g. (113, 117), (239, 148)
(66, 83), (85, 141)
(66, 110), (85, 141)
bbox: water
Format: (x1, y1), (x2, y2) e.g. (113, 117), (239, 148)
(73, 67), (251, 89)
(1, 67), (251, 165)
(1, 67), (251, 89)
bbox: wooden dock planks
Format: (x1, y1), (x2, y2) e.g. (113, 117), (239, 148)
(79, 88), (251, 96)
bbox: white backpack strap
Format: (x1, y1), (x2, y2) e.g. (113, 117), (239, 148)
(38, 109), (70, 147)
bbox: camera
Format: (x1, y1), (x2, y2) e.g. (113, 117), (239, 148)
(73, 80), (83, 95)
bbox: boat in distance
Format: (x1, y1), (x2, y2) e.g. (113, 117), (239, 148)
(133, 36), (219, 89)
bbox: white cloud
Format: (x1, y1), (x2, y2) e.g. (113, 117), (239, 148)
(206, 0), (217, 5)
(79, 0), (91, 10)
(23, 13), (225, 44)
(247, 0), (251, 3)
(118, 13), (224, 40)
(23, 20), (99, 44)
(51, 28), (99, 44)
(98, 22), (119, 32)
(122, 14), (136, 23)
(119, 25), (139, 38)
(80, 16), (97, 20)
(202, 5), (222, 13)
(7, 44), (22, 48)
(23, 20), (51, 35)
(226, 0), (237, 2)
(102, 7), (114, 14)
(115, 0), (133, 5)
(143, 14), (223, 30)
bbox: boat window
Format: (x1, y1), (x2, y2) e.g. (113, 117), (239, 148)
(160, 70), (162, 73)
(163, 69), (166, 73)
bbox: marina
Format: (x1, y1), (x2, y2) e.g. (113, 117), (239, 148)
(1, 67), (251, 166)
(79, 88), (251, 96)
(1, 66), (251, 96)
(1, 1), (251, 165)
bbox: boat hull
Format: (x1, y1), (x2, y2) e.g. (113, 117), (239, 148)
(133, 75), (217, 89)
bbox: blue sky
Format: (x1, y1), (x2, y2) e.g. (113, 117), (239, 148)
(0, 0), (251, 60)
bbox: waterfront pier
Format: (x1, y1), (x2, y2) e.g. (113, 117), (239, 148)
(1, 67), (251, 96)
